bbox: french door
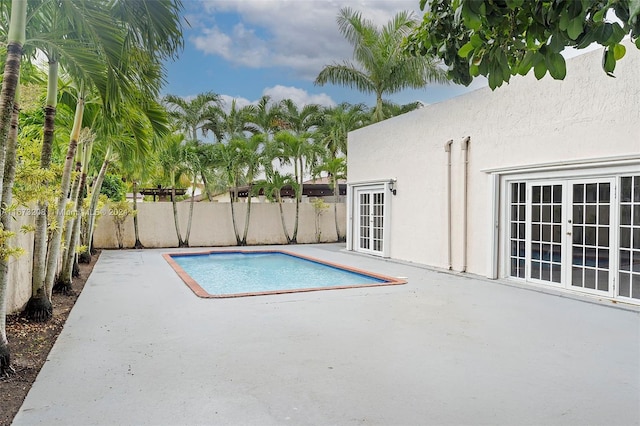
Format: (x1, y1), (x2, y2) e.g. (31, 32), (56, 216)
(356, 188), (385, 255)
(510, 178), (615, 297)
(568, 179), (614, 296)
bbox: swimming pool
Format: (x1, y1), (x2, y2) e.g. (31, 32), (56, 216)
(163, 250), (406, 298)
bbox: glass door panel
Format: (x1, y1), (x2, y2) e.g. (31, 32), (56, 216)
(357, 189), (384, 254)
(358, 192), (370, 251)
(372, 192), (384, 252)
(529, 184), (563, 283)
(619, 176), (640, 300)
(570, 180), (613, 294)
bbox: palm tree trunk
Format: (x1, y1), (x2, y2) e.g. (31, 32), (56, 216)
(332, 175), (341, 241)
(69, 136), (92, 266)
(171, 184), (185, 247)
(277, 194), (292, 244)
(184, 173), (197, 246)
(80, 147), (111, 264)
(0, 80), (22, 376)
(241, 184), (253, 246)
(200, 172), (212, 201)
(132, 181), (143, 249)
(26, 58), (59, 322)
(0, 0), (26, 212)
(291, 158), (302, 244)
(229, 189), (241, 245)
(374, 92), (384, 122)
(44, 90), (84, 300)
(54, 155), (82, 294)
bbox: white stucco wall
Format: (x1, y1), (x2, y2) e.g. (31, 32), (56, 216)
(348, 43), (640, 275)
(93, 202), (346, 248)
(6, 212), (36, 314)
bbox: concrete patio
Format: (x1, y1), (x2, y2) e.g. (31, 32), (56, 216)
(12, 243), (640, 425)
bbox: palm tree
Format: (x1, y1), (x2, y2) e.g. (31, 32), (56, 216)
(159, 133), (190, 247)
(313, 156), (346, 241)
(163, 91), (222, 142)
(245, 95), (283, 141)
(211, 141), (244, 245)
(24, 0), (183, 321)
(0, 0), (27, 205)
(272, 130), (324, 243)
(315, 7), (448, 122)
(203, 99), (258, 143)
(380, 100), (424, 119)
(280, 99), (322, 135)
(0, 0), (27, 376)
(234, 134), (266, 245)
(253, 170), (298, 244)
(317, 102), (368, 157)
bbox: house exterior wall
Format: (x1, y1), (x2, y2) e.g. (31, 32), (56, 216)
(348, 43), (640, 276)
(93, 202), (346, 248)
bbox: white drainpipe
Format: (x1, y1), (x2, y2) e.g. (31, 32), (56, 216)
(461, 136), (471, 272)
(444, 139), (453, 270)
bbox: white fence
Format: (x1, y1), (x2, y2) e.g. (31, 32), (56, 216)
(93, 201), (346, 248)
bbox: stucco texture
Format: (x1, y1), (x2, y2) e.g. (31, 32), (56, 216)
(348, 42), (640, 274)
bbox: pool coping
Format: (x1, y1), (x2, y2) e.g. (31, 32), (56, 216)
(162, 249), (408, 298)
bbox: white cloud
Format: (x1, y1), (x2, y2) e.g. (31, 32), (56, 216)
(216, 87), (334, 111)
(219, 94), (253, 110)
(263, 85), (336, 107)
(189, 0), (421, 79)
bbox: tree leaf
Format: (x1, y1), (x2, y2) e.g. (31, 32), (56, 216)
(517, 51), (535, 75)
(470, 33), (483, 48)
(602, 47), (616, 74)
(592, 8), (606, 23)
(613, 43), (626, 60)
(559, 13), (570, 31)
(458, 41), (475, 58)
(631, 0), (640, 23)
(534, 60), (547, 80)
(567, 17), (583, 40)
(545, 52), (566, 79)
(461, 2), (482, 30)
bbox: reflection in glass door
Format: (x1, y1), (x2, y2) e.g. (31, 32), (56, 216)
(570, 180), (613, 294)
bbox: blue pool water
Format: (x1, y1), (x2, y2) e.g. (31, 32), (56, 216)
(171, 251), (387, 295)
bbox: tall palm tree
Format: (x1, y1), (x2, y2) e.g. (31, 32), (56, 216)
(253, 170), (298, 244)
(280, 99), (322, 135)
(234, 134), (266, 245)
(211, 141), (245, 245)
(315, 7), (447, 122)
(24, 0), (183, 321)
(159, 133), (190, 247)
(313, 156), (346, 241)
(180, 140), (202, 247)
(203, 99), (257, 143)
(272, 130), (324, 243)
(245, 95), (283, 141)
(163, 91), (222, 142)
(317, 102), (368, 157)
(0, 0), (26, 205)
(0, 0), (27, 376)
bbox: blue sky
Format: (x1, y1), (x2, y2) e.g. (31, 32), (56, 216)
(162, 0), (488, 109)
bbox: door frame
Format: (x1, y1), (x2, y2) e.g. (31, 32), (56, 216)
(347, 180), (393, 257)
(489, 157), (640, 303)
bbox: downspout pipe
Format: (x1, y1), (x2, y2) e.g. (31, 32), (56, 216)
(444, 140), (453, 270)
(461, 136), (471, 273)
